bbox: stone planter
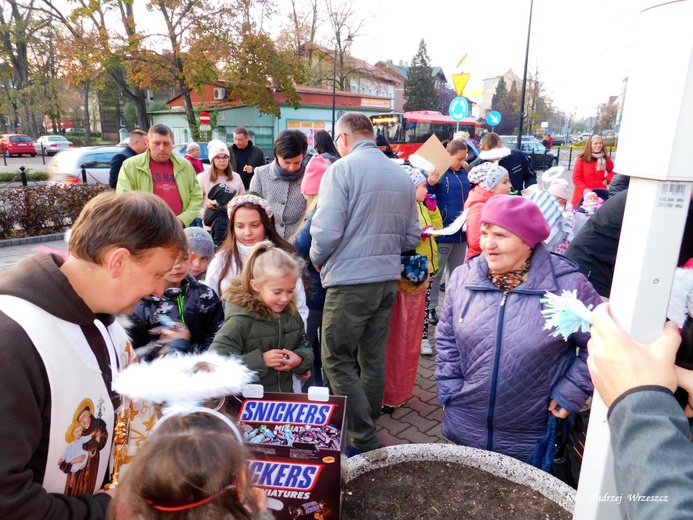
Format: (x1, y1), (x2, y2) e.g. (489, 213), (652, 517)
(345, 443), (575, 516)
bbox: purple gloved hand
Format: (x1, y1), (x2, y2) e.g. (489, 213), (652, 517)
(421, 226), (435, 238)
(424, 193), (437, 211)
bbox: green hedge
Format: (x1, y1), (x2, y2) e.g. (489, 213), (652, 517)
(0, 184), (111, 239)
(0, 172), (48, 182)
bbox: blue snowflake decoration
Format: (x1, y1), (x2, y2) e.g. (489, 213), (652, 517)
(540, 290), (594, 341)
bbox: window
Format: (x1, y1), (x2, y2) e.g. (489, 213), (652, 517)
(94, 152), (117, 167)
(82, 154), (100, 168)
(83, 152), (115, 169)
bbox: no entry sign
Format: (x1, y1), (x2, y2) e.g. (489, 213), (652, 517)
(199, 112), (211, 125)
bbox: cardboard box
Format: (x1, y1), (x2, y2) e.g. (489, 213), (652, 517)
(224, 392), (347, 520)
(413, 134), (454, 175)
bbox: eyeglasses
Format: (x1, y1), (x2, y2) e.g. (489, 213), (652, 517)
(214, 155), (230, 161)
(334, 133), (342, 144)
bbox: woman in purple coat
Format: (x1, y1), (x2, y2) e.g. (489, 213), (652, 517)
(435, 195), (602, 461)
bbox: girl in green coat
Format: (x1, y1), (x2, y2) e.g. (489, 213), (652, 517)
(210, 241), (313, 392)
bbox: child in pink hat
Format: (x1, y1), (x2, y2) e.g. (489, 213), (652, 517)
(301, 155), (331, 196)
(579, 188), (604, 216)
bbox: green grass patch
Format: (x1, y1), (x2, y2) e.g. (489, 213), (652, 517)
(0, 172), (48, 182)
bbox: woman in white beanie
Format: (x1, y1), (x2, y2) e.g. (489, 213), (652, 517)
(197, 139), (245, 225)
(464, 161), (512, 261)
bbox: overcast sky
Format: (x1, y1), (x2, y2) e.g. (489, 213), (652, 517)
(338, 0), (642, 119)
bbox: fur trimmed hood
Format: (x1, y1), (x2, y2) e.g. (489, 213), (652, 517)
(223, 278), (297, 319)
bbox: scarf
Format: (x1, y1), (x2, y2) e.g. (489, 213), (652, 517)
(592, 151), (606, 172)
(236, 240), (254, 268)
(488, 252), (533, 293)
(271, 159), (305, 182)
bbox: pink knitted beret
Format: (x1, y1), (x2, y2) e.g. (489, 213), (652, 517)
(481, 195), (550, 247)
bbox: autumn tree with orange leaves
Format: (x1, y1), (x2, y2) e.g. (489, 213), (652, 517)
(41, 0), (304, 140)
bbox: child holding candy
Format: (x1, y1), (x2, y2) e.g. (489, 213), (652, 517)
(210, 241), (313, 392)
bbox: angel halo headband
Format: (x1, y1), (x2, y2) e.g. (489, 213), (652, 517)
(113, 353), (256, 511)
(228, 194), (274, 219)
(112, 352), (253, 456)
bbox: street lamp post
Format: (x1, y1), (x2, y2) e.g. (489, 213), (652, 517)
(331, 34), (353, 135)
(517, 0), (534, 148)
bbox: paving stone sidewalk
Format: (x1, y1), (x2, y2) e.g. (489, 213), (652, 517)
(0, 235), (68, 272)
(375, 327), (450, 448)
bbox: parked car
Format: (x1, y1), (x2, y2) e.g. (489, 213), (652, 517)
(549, 135), (566, 147)
(36, 135), (74, 156)
(172, 142), (210, 164)
(499, 135), (539, 148)
(520, 141), (559, 170)
(571, 133), (591, 144)
(47, 146), (122, 185)
(0, 133), (37, 157)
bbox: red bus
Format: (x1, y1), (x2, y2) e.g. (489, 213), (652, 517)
(370, 111), (478, 160)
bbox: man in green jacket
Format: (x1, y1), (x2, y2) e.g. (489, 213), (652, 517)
(116, 124), (203, 227)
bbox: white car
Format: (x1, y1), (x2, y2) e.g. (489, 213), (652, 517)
(36, 135), (74, 156)
(47, 146), (122, 185)
(499, 135), (539, 148)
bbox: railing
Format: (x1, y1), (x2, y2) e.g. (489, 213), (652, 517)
(1, 143), (46, 166)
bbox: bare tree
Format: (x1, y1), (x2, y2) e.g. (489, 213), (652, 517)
(521, 66), (556, 135)
(325, 0), (364, 91)
(281, 0), (320, 63)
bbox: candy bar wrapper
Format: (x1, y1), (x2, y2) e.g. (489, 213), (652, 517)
(223, 392), (347, 520)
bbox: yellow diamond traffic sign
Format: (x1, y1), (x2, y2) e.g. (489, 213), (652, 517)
(452, 73), (470, 96)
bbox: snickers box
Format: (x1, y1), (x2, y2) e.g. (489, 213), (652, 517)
(224, 390), (347, 520)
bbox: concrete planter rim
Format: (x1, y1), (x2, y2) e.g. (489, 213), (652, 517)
(345, 443), (575, 514)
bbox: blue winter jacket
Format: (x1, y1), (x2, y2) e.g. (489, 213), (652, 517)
(291, 209), (325, 311)
(435, 244), (602, 461)
(426, 167), (470, 244)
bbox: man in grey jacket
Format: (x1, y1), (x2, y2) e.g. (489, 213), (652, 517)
(588, 303), (693, 519)
(310, 113), (420, 455)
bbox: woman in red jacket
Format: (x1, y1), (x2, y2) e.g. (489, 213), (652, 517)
(571, 135), (614, 206)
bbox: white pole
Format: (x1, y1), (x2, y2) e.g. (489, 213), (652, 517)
(574, 1), (693, 518)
